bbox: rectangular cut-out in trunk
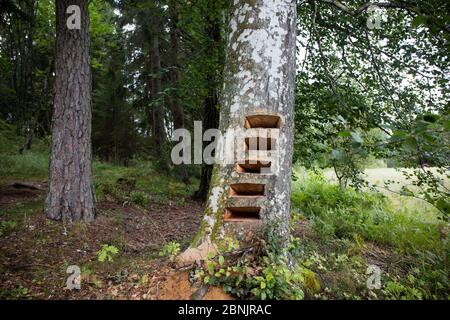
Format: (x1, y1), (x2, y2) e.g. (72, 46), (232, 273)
(224, 207), (261, 221)
(236, 161), (271, 174)
(230, 183), (265, 196)
(245, 137), (276, 151)
(244, 115), (281, 129)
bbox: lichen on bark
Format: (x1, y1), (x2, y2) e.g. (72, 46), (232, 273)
(180, 0), (296, 263)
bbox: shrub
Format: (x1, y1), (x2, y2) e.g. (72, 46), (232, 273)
(196, 252), (307, 300)
(96, 244), (119, 263)
(0, 220), (18, 236)
(158, 241), (181, 260)
(130, 191), (149, 207)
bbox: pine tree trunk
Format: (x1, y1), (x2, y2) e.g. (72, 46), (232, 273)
(180, 0), (296, 261)
(45, 0), (95, 222)
(151, 32), (167, 167)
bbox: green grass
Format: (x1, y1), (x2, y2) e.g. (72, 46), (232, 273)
(291, 169), (449, 299)
(0, 120), (49, 180)
(292, 171), (445, 253)
(323, 167), (448, 218)
(0, 119), (197, 204)
(93, 160), (196, 205)
(0, 200), (43, 236)
(0, 152), (48, 180)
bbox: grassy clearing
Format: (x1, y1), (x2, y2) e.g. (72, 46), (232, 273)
(323, 167), (448, 220)
(292, 172), (444, 253)
(291, 168), (449, 299)
(93, 160), (196, 206)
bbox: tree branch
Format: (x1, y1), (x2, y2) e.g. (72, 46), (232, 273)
(319, 0), (412, 15)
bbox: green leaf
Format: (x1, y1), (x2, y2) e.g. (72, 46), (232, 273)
(435, 198), (449, 214)
(218, 255), (225, 266)
(207, 261), (215, 275)
(402, 137), (417, 151)
(412, 16), (428, 28)
(338, 131), (351, 137)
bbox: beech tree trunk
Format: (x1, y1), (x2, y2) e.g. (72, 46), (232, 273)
(184, 0), (297, 256)
(45, 0), (95, 222)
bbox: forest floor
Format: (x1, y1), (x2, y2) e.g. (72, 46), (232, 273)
(1, 176), (449, 299)
(0, 179), (235, 299)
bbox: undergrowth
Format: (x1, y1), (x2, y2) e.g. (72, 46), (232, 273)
(291, 172), (445, 253)
(191, 171), (448, 300)
(0, 120), (197, 205)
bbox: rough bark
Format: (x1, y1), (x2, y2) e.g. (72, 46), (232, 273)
(185, 0), (297, 255)
(45, 0), (95, 222)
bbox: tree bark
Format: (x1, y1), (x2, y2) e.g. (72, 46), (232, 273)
(183, 0), (297, 257)
(194, 7), (222, 201)
(169, 1), (189, 183)
(194, 89), (220, 201)
(45, 0), (95, 222)
(151, 31), (168, 169)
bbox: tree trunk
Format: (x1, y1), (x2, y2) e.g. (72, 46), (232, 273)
(169, 1), (189, 183)
(180, 0), (297, 261)
(194, 7), (222, 201)
(194, 90), (220, 201)
(45, 0), (95, 222)
(151, 32), (167, 169)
